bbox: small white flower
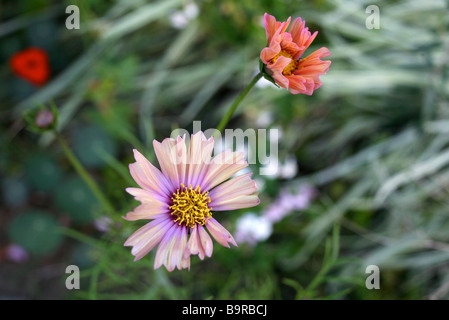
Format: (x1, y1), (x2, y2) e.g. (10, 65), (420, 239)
(255, 110), (274, 127)
(272, 126), (283, 140)
(184, 2), (199, 19)
(94, 216), (113, 232)
(234, 213), (273, 246)
(260, 159), (281, 178)
(280, 154), (298, 179)
(256, 76), (278, 89)
(254, 177), (265, 192)
(169, 2), (199, 29)
(169, 11), (190, 29)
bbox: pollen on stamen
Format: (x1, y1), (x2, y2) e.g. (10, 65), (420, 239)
(270, 49), (299, 76)
(169, 183), (212, 228)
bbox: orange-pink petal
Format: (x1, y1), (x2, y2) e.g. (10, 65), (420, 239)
(263, 13), (291, 44)
(289, 17), (318, 59)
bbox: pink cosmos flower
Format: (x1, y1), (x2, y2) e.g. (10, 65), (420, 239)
(260, 13), (331, 95)
(123, 131), (260, 271)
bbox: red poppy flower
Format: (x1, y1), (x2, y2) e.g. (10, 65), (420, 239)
(10, 47), (50, 86)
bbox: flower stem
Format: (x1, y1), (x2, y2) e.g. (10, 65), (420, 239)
(216, 72), (262, 133)
(55, 133), (117, 217)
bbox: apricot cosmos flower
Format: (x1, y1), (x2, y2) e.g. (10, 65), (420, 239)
(260, 13), (331, 95)
(123, 131), (260, 271)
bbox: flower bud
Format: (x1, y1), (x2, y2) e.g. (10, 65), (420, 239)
(35, 109), (54, 128)
(23, 103), (58, 134)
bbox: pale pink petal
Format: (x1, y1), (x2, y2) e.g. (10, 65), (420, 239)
(179, 253), (191, 271)
(209, 173), (259, 211)
(122, 202), (170, 221)
(129, 149), (173, 197)
(199, 150), (248, 191)
(212, 195), (260, 211)
(124, 216), (169, 247)
(186, 225), (213, 259)
(174, 226), (188, 270)
(132, 224), (171, 261)
(124, 217), (173, 261)
(153, 136), (188, 189)
(186, 131), (215, 187)
(175, 135), (187, 185)
(198, 224), (213, 257)
(125, 187), (168, 205)
(154, 224), (188, 271)
(206, 218), (237, 248)
(208, 173), (255, 198)
(187, 225), (205, 259)
(124, 216), (171, 247)
(153, 224), (177, 270)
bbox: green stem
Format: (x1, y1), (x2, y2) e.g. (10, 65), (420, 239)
(216, 72), (262, 133)
(55, 133), (117, 217)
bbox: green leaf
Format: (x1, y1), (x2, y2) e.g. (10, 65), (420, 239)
(8, 210), (63, 255)
(54, 176), (101, 224)
(259, 59), (280, 88)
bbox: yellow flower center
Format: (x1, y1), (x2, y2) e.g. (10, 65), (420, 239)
(169, 184), (212, 228)
(270, 50), (299, 76)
